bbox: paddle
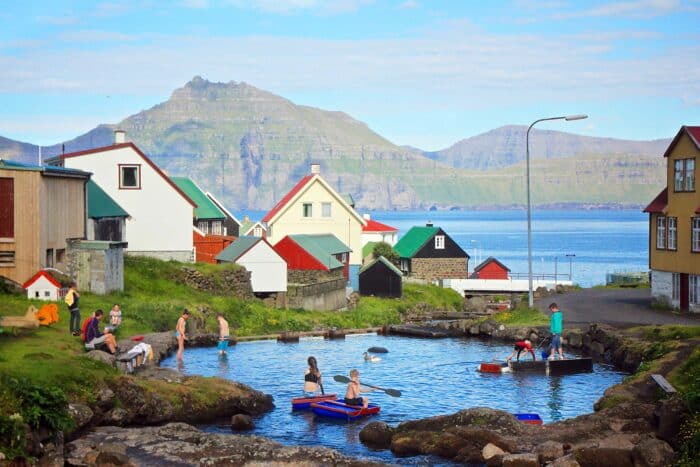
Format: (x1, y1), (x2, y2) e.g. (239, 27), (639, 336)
(435, 360), (485, 367)
(319, 381), (325, 395)
(333, 375), (402, 397)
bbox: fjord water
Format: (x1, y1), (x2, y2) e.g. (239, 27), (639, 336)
(161, 335), (626, 463)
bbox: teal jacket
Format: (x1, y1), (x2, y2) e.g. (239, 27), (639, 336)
(550, 311), (563, 334)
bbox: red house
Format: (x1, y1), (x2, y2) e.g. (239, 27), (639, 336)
(273, 234), (351, 278)
(471, 257), (510, 280)
(193, 228), (235, 264)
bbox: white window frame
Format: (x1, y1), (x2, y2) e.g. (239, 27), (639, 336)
(303, 203), (313, 218)
(656, 216), (666, 250)
(119, 164), (141, 189)
(322, 202), (331, 218)
(692, 217), (700, 253)
(197, 220), (208, 234)
(211, 221), (222, 235)
(690, 275), (699, 306)
(674, 158), (696, 192)
(668, 217), (677, 251)
(435, 235), (445, 249)
(672, 273), (680, 302)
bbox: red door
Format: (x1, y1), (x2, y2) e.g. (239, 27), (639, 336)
(680, 273), (689, 312)
(0, 178), (14, 238)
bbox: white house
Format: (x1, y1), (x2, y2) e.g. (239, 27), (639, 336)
(262, 164), (366, 289)
(50, 131), (196, 262)
(361, 213), (398, 247)
(23, 270), (64, 301)
(216, 236), (287, 294)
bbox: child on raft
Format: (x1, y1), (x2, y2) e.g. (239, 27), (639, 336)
(304, 356), (323, 394)
(344, 369), (372, 408)
(505, 339), (536, 363)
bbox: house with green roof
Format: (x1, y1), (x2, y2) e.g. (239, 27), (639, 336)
(359, 255), (403, 298)
(171, 177), (227, 235)
(87, 180), (129, 242)
(394, 223), (469, 281)
(216, 237), (287, 295)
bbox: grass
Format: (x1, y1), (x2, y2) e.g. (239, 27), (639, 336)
(491, 305), (550, 326)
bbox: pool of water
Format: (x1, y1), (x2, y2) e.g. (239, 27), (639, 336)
(161, 334), (626, 463)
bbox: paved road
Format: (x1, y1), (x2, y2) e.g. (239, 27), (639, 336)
(534, 288), (700, 326)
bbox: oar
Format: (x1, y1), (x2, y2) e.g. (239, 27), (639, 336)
(435, 360), (485, 367)
(319, 381), (325, 395)
(333, 375), (402, 397)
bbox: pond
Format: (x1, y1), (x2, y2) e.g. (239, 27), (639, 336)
(161, 334), (626, 464)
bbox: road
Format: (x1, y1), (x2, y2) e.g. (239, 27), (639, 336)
(534, 288), (700, 326)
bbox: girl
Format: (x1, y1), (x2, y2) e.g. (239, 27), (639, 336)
(304, 356), (323, 394)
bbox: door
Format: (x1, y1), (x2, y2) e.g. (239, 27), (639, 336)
(680, 273), (689, 312)
(0, 178), (14, 238)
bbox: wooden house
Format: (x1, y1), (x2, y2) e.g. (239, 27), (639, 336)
(87, 180), (129, 242)
(205, 191), (241, 237)
(274, 233), (351, 278)
(361, 214), (398, 246)
(48, 131), (197, 262)
(643, 125), (700, 312)
(359, 256), (403, 298)
(216, 236), (287, 295)
(471, 257), (510, 280)
(192, 227), (235, 264)
(172, 177), (227, 235)
(394, 223), (469, 281)
(0, 159), (90, 286)
(262, 164), (365, 289)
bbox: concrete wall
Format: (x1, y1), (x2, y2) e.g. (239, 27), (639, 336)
(68, 240), (124, 295)
(651, 269), (675, 309)
(287, 277), (347, 311)
(411, 257), (468, 281)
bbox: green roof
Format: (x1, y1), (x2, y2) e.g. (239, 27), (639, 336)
(360, 255), (403, 276)
(216, 236), (261, 262)
(362, 241), (378, 258)
(289, 234), (351, 269)
(87, 180), (128, 218)
(393, 226), (439, 258)
(171, 177), (225, 220)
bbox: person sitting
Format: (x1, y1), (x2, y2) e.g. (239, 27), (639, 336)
(304, 356), (323, 394)
(107, 303), (122, 332)
(344, 369), (371, 408)
(505, 339), (536, 363)
(84, 309), (117, 354)
(363, 352), (381, 362)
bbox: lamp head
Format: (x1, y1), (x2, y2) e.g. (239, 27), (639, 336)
(564, 114), (588, 121)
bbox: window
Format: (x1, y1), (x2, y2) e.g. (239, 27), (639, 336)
(0, 251), (15, 266)
(322, 202), (331, 217)
(435, 235), (445, 249)
(44, 291), (51, 298)
(656, 216), (666, 249)
(400, 259), (409, 272)
(690, 275), (699, 306)
(303, 203), (313, 217)
(119, 164), (141, 189)
(672, 273), (680, 302)
(341, 253), (347, 262)
(0, 178), (14, 238)
(668, 217), (677, 250)
(46, 249), (54, 268)
(693, 217), (700, 253)
(197, 221), (208, 234)
(56, 248), (66, 265)
(674, 158), (695, 192)
(211, 221), (222, 235)
(253, 226), (262, 237)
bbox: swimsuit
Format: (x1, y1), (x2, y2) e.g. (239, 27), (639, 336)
(217, 336), (229, 351)
(305, 372), (320, 383)
(344, 397), (363, 406)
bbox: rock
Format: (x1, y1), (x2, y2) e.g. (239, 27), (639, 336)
(596, 433), (639, 450)
(68, 403), (93, 431)
(391, 434), (425, 457)
(486, 454), (505, 467)
(567, 332), (583, 348)
(359, 421), (394, 449)
(85, 350), (116, 366)
(574, 447), (633, 467)
(479, 319), (497, 334)
(395, 407), (524, 438)
(95, 443), (131, 466)
(103, 407), (130, 425)
(653, 395), (689, 448)
(95, 387), (115, 410)
(469, 325), (480, 335)
(231, 414), (254, 431)
(631, 438), (675, 467)
(367, 346), (388, 353)
(589, 341), (605, 357)
(535, 440), (564, 463)
(551, 453), (582, 467)
(502, 452), (539, 467)
(483, 442), (506, 459)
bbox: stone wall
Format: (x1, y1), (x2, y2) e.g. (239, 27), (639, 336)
(651, 270), (674, 309)
(67, 240), (125, 295)
(127, 250), (193, 263)
(287, 277), (347, 311)
(179, 266), (254, 299)
(288, 268), (344, 284)
(410, 258), (468, 281)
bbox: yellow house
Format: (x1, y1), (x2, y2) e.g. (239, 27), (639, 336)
(643, 125), (700, 312)
(262, 164), (366, 289)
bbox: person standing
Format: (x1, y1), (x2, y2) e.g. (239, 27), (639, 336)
(549, 302), (564, 360)
(64, 282), (81, 336)
(175, 309), (190, 361)
(216, 313), (230, 356)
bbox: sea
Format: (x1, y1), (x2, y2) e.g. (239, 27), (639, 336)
(233, 209), (649, 288)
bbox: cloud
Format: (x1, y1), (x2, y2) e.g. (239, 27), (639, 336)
(224, 0), (373, 14)
(398, 0), (420, 9)
(180, 0), (210, 7)
(552, 0), (683, 19)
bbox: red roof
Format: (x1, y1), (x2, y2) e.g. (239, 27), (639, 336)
(663, 126), (700, 158)
(473, 257), (511, 273)
(262, 175), (315, 223)
(57, 142), (197, 208)
(643, 188), (668, 213)
(362, 219), (398, 232)
(22, 270), (62, 289)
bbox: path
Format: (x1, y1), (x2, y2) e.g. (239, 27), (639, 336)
(534, 288), (700, 326)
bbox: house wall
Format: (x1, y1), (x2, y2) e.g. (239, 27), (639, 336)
(237, 243), (287, 293)
(26, 276), (59, 301)
(359, 262), (402, 298)
(476, 262), (509, 280)
(649, 133), (700, 276)
(193, 230), (233, 264)
(266, 179), (364, 266)
(62, 146), (194, 261)
(362, 231), (397, 246)
(410, 257), (469, 281)
(67, 240), (124, 295)
(274, 237), (328, 271)
(651, 270), (675, 309)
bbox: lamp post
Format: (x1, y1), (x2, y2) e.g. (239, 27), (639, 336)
(470, 240), (481, 265)
(526, 115), (587, 308)
(565, 253), (576, 281)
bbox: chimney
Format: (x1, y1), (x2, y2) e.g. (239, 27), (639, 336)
(363, 213), (371, 221)
(310, 163), (321, 175)
(114, 130), (126, 144)
(426, 221), (433, 227)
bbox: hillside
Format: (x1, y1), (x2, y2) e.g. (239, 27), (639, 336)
(0, 77), (668, 210)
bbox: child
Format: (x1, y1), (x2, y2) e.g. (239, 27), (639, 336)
(216, 313), (229, 355)
(344, 369), (370, 408)
(505, 339), (536, 363)
(549, 303), (564, 360)
(108, 303), (122, 332)
(304, 356), (323, 394)
(175, 309), (190, 361)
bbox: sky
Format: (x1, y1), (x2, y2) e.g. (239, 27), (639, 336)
(1, 0), (699, 150)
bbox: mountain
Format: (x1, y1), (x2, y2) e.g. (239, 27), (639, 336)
(0, 77), (668, 210)
(430, 125), (671, 170)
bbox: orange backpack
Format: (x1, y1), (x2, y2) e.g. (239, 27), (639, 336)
(80, 317), (93, 342)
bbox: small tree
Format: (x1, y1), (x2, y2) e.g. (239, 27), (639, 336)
(372, 242), (399, 266)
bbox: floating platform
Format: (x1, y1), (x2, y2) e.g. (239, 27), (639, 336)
(514, 413), (543, 425)
(311, 400), (380, 420)
(291, 394), (337, 410)
(509, 358), (593, 375)
(478, 362), (510, 374)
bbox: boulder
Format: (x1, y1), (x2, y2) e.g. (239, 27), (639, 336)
(482, 442), (506, 459)
(631, 438), (675, 467)
(469, 325), (480, 335)
(95, 443), (131, 466)
(567, 332), (583, 348)
(391, 434), (425, 457)
(366, 346), (388, 353)
(589, 341), (605, 357)
(574, 447), (633, 467)
(502, 452), (539, 467)
(653, 395), (689, 448)
(85, 350), (116, 366)
(535, 440), (564, 463)
(95, 387), (116, 410)
(68, 403), (93, 431)
(103, 407), (130, 426)
(395, 408), (524, 438)
(479, 319), (497, 334)
(231, 414), (254, 431)
(359, 421), (394, 449)
(550, 454), (582, 467)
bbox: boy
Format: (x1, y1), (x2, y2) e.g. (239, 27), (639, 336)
(84, 310), (117, 354)
(176, 309), (190, 361)
(64, 282), (81, 336)
(216, 313), (230, 355)
(505, 339), (536, 363)
(344, 369), (370, 408)
(549, 302), (564, 360)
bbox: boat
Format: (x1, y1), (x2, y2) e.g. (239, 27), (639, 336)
(310, 400), (381, 420)
(291, 394), (337, 410)
(513, 413), (543, 425)
(478, 362), (510, 373)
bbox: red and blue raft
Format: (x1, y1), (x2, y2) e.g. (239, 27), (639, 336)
(513, 413), (543, 425)
(310, 400), (380, 420)
(291, 394), (337, 410)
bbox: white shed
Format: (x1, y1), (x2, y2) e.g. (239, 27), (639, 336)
(216, 237), (287, 294)
(23, 270), (64, 301)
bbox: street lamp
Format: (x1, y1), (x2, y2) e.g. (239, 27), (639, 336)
(526, 115), (587, 308)
(470, 240), (481, 265)
(565, 253), (576, 281)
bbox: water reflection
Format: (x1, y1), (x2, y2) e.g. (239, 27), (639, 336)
(218, 354), (229, 378)
(547, 377), (563, 421)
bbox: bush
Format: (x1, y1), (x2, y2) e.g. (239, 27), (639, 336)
(372, 242), (399, 266)
(3, 376), (73, 433)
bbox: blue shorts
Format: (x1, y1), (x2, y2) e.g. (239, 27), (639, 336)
(217, 337), (229, 351)
(551, 334), (561, 349)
